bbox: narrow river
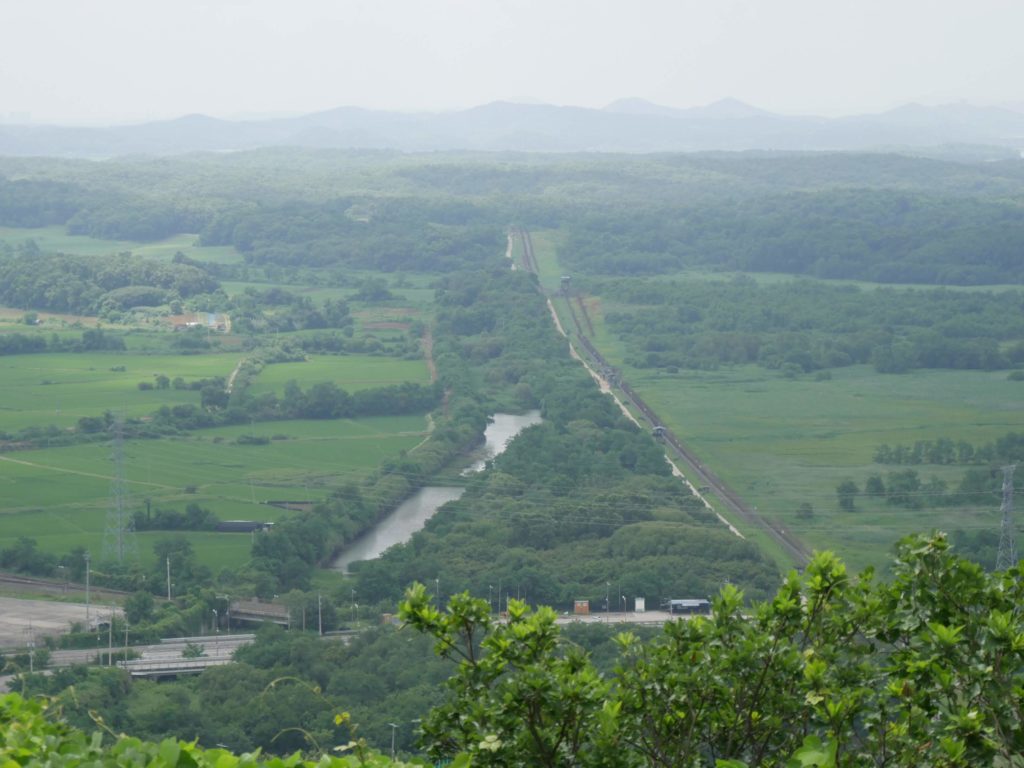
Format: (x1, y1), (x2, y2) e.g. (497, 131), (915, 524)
(330, 410), (542, 573)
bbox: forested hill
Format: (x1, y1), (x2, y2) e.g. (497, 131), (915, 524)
(4, 150), (1024, 286)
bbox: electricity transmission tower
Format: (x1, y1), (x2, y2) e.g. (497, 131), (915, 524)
(996, 465), (1017, 571)
(103, 416), (137, 563)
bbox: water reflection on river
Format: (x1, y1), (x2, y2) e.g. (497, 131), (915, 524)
(330, 410), (542, 573)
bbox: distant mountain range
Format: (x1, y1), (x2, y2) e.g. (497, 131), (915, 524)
(2, 98), (1024, 158)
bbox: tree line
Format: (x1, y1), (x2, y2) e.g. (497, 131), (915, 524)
(559, 188), (1024, 284)
(873, 432), (1024, 465)
(598, 276), (1024, 374)
(0, 327), (125, 357)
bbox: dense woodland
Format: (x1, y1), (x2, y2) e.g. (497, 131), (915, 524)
(0, 248), (219, 315)
(560, 190), (1024, 283)
(199, 197), (503, 272)
(6, 150), (1024, 287)
(597, 277), (1024, 373)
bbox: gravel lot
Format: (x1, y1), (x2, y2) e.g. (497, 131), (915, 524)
(0, 596), (119, 650)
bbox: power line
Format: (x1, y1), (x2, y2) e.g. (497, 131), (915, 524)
(103, 416), (137, 564)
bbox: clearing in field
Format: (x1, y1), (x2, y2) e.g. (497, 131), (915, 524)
(246, 354), (430, 396)
(0, 226), (244, 264)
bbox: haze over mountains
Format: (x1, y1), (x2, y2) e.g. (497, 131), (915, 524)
(2, 98), (1023, 158)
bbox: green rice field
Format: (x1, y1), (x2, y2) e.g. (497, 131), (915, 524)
(0, 414), (427, 565)
(0, 352), (242, 431)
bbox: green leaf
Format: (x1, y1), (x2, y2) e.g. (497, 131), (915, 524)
(158, 739), (181, 767)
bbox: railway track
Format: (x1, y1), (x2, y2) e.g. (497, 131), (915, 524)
(515, 228), (810, 569)
(517, 226), (540, 274)
(575, 296), (595, 335)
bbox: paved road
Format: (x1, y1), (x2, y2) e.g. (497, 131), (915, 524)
(554, 609), (690, 626)
(0, 633), (257, 691)
(50, 633), (256, 668)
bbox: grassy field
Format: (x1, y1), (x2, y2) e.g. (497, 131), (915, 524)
(529, 228), (1024, 573)
(640, 266), (1024, 294)
(219, 281), (350, 303)
(219, 274), (435, 306)
(0, 226), (244, 264)
(0, 352), (242, 432)
(633, 365), (1019, 572)
(247, 354), (430, 397)
(0, 414), (428, 566)
(527, 230), (566, 292)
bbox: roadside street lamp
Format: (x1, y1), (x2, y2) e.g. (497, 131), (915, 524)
(25, 626), (34, 673)
(84, 552), (91, 624)
(488, 584), (493, 614)
(434, 577), (440, 604)
(388, 723), (399, 761)
(212, 609), (219, 656)
(605, 582), (610, 618)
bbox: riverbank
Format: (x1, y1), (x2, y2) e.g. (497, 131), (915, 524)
(331, 411), (542, 572)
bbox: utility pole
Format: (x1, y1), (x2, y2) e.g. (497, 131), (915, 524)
(166, 556), (172, 601)
(317, 592), (322, 635)
(997, 465), (1018, 571)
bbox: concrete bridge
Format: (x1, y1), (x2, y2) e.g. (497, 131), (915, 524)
(227, 600), (290, 627)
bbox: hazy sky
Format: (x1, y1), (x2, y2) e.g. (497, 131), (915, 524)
(1, 0), (1022, 125)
